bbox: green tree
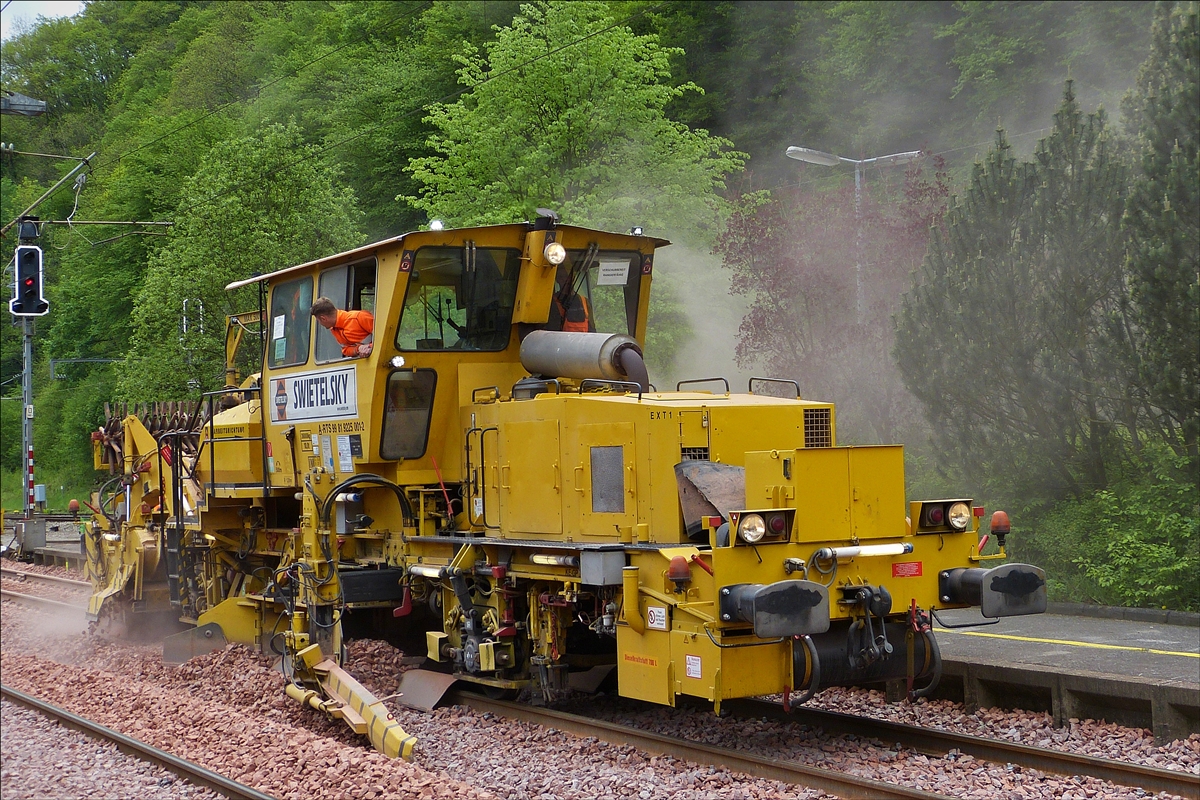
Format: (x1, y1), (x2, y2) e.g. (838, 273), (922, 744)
(1016, 447), (1199, 611)
(936, 2), (1153, 129)
(1121, 2), (1199, 465)
(319, 1), (523, 239)
(118, 123), (364, 399)
(404, 0), (744, 236)
(895, 84), (1131, 502)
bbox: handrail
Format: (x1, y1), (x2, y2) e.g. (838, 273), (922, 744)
(677, 377), (730, 393)
(472, 385), (501, 404)
(748, 377), (802, 398)
(579, 379), (643, 400)
(200, 386), (269, 503)
(463, 425), (500, 531)
(479, 427), (500, 530)
(156, 429), (193, 609)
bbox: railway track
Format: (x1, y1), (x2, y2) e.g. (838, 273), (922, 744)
(0, 684), (276, 800)
(727, 697), (1200, 799)
(449, 691), (1200, 800)
(446, 690), (955, 800)
(0, 588), (88, 613)
(1, 566), (91, 589)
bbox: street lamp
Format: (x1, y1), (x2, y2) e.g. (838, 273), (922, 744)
(785, 145), (922, 322)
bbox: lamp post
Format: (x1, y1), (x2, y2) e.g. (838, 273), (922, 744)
(785, 146), (921, 322)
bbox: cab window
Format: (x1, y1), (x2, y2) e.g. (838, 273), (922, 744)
(380, 369), (437, 460)
(268, 276), (313, 368)
(315, 260), (377, 362)
(548, 250), (642, 336)
(395, 247), (520, 351)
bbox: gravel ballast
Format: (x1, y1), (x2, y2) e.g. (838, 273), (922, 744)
(1, 590), (1195, 800)
(1, 699), (224, 800)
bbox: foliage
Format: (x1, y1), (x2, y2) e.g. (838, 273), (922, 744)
(633, 1), (1152, 185)
(319, 1), (524, 238)
(405, 0), (745, 238)
(0, 394), (20, 473)
(715, 157), (947, 444)
(1120, 2), (1200, 464)
(896, 85), (1132, 503)
(935, 2), (1153, 124)
(1013, 447), (1199, 611)
(118, 123), (363, 398)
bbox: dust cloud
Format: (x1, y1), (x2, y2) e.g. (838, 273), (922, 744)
(649, 241), (754, 392)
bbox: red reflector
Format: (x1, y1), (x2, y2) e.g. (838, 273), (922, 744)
(973, 506), (985, 517)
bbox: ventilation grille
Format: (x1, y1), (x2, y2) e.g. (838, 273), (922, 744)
(804, 408), (832, 448)
(680, 446), (710, 461)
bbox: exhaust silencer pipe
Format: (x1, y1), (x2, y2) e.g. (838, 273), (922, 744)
(520, 331), (649, 391)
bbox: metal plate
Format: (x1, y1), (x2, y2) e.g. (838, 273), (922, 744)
(395, 669), (460, 711)
(981, 563), (1048, 618)
(162, 622), (227, 665)
(568, 664), (616, 693)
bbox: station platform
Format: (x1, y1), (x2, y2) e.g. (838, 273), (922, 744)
(930, 607), (1199, 742)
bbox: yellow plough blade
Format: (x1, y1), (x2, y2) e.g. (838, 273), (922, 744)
(287, 645), (417, 760)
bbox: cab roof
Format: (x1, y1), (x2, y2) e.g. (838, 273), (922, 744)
(224, 223), (670, 291)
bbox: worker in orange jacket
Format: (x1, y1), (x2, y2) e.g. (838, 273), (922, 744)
(551, 266), (591, 332)
(311, 297), (374, 357)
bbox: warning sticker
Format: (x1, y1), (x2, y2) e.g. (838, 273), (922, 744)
(892, 561), (923, 578)
(685, 654), (702, 679)
(646, 606), (668, 630)
(336, 434), (354, 473)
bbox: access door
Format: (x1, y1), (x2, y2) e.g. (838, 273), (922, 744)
(498, 419), (562, 536)
(576, 422), (636, 538)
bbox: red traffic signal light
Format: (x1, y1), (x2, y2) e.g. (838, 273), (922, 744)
(10, 245), (49, 316)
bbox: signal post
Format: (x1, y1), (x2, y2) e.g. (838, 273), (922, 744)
(12, 218), (48, 517)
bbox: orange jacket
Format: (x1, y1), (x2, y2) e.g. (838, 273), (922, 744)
(331, 309), (374, 356)
(553, 293), (590, 333)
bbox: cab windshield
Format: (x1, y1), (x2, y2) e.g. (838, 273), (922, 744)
(395, 246), (520, 351)
(548, 249), (642, 336)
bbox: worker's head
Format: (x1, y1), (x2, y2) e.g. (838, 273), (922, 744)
(310, 297), (338, 329)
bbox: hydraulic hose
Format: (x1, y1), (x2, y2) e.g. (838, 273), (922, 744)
(318, 473), (415, 528)
(910, 629), (943, 700)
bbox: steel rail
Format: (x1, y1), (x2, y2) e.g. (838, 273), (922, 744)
(0, 588), (88, 612)
(726, 698), (1200, 799)
(1, 567), (91, 588)
(1, 684), (277, 800)
(445, 691), (954, 800)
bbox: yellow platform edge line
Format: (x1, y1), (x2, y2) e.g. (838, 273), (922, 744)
(933, 628), (1200, 658)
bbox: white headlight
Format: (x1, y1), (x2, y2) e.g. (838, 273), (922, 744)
(737, 513), (766, 544)
(948, 502), (971, 530)
(544, 242), (567, 265)
(390, 355), (406, 369)
(429, 219), (444, 231)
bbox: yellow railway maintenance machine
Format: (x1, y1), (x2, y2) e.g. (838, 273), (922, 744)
(85, 212), (1047, 760)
